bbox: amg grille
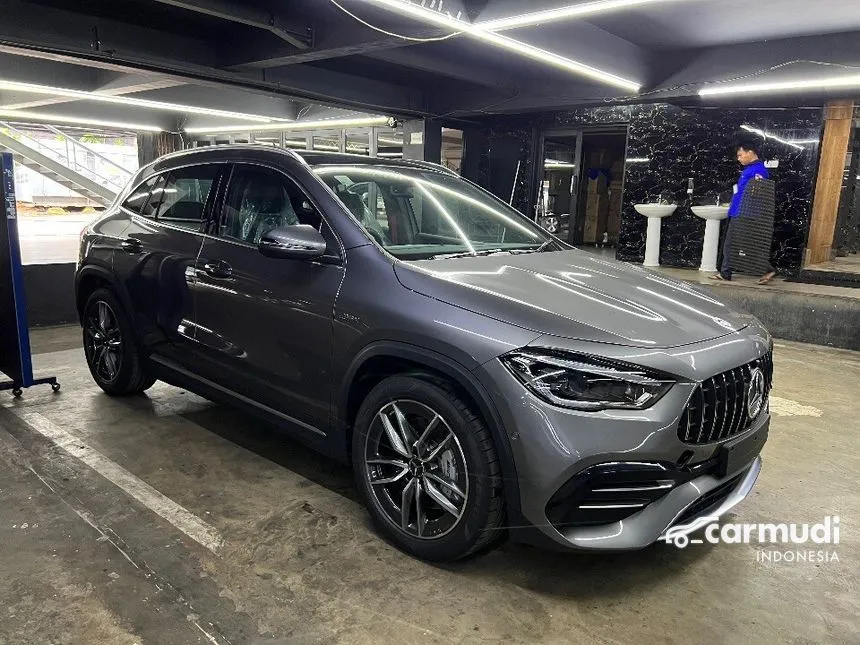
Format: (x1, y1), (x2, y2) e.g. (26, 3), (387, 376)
(678, 352), (773, 445)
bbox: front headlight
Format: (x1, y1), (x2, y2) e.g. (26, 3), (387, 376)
(501, 350), (674, 411)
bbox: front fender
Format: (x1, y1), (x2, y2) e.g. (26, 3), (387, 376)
(337, 340), (523, 522)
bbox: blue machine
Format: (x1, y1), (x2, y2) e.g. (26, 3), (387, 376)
(0, 152), (59, 397)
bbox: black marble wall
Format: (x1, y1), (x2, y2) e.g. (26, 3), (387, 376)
(480, 104), (823, 276)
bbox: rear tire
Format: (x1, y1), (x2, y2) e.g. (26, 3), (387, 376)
(82, 288), (156, 396)
(352, 375), (505, 561)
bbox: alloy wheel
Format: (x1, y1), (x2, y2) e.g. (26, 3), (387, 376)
(364, 400), (469, 540)
(85, 300), (124, 383)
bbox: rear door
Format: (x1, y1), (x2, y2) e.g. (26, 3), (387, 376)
(193, 162), (344, 433)
(114, 163), (225, 367)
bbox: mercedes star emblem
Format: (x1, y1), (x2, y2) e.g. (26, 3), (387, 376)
(747, 367), (766, 419)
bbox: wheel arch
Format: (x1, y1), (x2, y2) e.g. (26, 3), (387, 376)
(75, 264), (130, 324)
(338, 341), (522, 519)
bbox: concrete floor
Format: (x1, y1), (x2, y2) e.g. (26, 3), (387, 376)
(1, 327), (858, 644)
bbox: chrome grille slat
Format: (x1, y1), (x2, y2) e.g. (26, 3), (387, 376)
(723, 369), (736, 439)
(703, 379), (715, 443)
(694, 383), (707, 443)
(704, 378), (718, 442)
(678, 352), (772, 445)
(716, 372), (729, 441)
(729, 367), (744, 436)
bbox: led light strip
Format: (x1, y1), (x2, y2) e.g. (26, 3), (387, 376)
(184, 116), (391, 135)
(0, 80), (285, 122)
(545, 159), (577, 168)
(0, 108), (163, 132)
(700, 74), (860, 97)
(353, 0), (641, 92)
(740, 125), (817, 151)
(477, 0), (689, 31)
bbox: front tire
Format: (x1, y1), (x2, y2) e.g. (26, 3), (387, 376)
(352, 375), (505, 561)
(82, 288), (155, 396)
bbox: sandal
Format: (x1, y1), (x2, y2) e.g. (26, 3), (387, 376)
(710, 274), (726, 281)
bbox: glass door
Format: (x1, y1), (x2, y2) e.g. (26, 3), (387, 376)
(537, 131), (582, 244)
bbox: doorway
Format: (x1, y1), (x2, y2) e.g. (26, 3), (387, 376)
(537, 127), (628, 249)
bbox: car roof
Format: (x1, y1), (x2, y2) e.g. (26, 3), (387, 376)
(145, 144), (456, 176)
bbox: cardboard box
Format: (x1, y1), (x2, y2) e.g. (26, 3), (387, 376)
(586, 173), (608, 194)
(583, 193), (610, 243)
(606, 205), (621, 237)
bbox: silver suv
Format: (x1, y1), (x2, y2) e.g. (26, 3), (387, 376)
(75, 146), (772, 561)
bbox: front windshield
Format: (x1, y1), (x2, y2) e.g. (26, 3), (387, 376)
(314, 165), (555, 260)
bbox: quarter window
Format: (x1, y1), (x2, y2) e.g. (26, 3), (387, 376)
(121, 174), (164, 218)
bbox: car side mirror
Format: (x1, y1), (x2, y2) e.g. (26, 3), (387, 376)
(258, 224), (327, 260)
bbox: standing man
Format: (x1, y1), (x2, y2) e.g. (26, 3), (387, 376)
(712, 141), (777, 284)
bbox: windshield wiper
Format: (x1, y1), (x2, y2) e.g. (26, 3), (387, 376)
(430, 248), (506, 260)
(508, 240), (555, 255)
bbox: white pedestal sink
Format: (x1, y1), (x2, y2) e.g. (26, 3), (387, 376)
(634, 204), (677, 267)
(692, 206), (730, 273)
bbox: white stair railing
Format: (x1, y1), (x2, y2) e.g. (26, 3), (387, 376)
(0, 122), (131, 193)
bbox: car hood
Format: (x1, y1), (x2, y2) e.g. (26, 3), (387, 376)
(394, 250), (748, 349)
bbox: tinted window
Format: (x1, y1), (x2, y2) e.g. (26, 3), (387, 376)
(121, 174), (163, 217)
(220, 165), (321, 244)
(153, 165), (219, 230)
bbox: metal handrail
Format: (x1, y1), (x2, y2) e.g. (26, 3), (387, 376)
(43, 124), (132, 179)
(0, 121), (129, 191)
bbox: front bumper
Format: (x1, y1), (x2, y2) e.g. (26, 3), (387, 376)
(556, 455), (762, 550)
(473, 330), (771, 551)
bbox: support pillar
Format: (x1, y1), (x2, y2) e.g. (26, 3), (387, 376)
(805, 100), (854, 266)
(137, 132), (183, 166)
(403, 119), (442, 164)
(461, 128), (488, 184)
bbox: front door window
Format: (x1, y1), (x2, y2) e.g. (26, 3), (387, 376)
(220, 165), (321, 244)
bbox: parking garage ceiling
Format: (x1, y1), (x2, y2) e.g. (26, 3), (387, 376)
(0, 0), (858, 132)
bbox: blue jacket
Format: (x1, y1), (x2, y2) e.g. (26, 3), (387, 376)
(728, 160), (769, 217)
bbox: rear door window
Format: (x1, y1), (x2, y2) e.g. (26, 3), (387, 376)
(153, 165), (220, 231)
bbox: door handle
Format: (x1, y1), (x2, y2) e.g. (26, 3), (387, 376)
(202, 260), (233, 279)
(120, 238), (143, 254)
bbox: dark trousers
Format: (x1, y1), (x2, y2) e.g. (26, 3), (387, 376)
(720, 217), (737, 280)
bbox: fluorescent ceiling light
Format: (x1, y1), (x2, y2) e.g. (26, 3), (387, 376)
(185, 116), (390, 135)
(0, 80), (284, 122)
(353, 0), (640, 92)
(700, 75), (860, 97)
(625, 157), (650, 163)
(478, 0), (687, 31)
(545, 159), (576, 168)
(0, 108), (163, 132)
(377, 152), (404, 157)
